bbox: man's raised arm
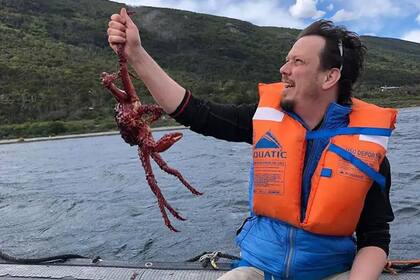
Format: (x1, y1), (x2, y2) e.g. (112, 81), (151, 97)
(107, 8), (185, 114)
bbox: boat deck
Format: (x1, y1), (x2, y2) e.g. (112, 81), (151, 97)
(0, 259), (418, 279)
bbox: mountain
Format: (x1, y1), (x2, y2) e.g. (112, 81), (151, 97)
(0, 0), (419, 127)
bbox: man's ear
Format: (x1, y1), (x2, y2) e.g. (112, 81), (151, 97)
(322, 68), (341, 90)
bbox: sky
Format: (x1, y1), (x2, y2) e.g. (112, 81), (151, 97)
(111, 0), (420, 43)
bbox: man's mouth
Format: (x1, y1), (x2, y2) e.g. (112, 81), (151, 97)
(284, 80), (295, 88)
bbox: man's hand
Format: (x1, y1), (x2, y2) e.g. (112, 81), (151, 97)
(348, 246), (387, 280)
(107, 8), (142, 63)
(106, 7), (186, 114)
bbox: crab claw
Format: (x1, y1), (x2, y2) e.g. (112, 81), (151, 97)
(100, 72), (115, 86)
(154, 132), (183, 153)
(100, 72), (128, 103)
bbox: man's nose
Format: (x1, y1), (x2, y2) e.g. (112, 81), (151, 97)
(280, 62), (290, 77)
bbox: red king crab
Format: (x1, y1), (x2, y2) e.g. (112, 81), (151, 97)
(100, 36), (202, 232)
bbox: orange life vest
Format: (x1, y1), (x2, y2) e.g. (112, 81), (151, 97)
(252, 82), (397, 236)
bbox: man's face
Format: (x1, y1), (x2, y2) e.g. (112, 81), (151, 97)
(279, 35), (326, 111)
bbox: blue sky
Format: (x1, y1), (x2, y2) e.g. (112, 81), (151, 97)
(112, 0), (420, 43)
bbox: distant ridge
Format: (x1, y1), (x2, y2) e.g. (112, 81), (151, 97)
(0, 0), (419, 125)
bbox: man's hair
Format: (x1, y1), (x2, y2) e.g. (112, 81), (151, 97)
(298, 20), (367, 105)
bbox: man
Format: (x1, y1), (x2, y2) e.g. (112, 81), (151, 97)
(107, 8), (395, 280)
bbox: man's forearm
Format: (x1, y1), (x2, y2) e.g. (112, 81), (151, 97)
(130, 47), (185, 114)
(349, 246), (387, 280)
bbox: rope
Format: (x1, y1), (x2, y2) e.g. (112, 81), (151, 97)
(0, 249), (86, 264)
(384, 259), (420, 275)
(186, 251), (240, 269)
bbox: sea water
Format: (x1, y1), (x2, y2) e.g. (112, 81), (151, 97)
(0, 107), (419, 262)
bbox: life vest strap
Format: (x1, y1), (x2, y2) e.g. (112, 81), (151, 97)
(328, 144), (386, 190)
(306, 127), (392, 140)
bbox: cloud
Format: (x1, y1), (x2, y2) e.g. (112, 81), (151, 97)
(112, 0), (420, 40)
(401, 0), (420, 10)
(359, 0), (402, 17)
(112, 0), (307, 29)
(330, 0), (403, 21)
(221, 1), (306, 28)
(328, 0), (407, 36)
(331, 9), (356, 22)
(402, 29), (420, 43)
(289, 0), (325, 19)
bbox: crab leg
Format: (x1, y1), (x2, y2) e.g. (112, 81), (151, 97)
(117, 45), (139, 103)
(138, 105), (165, 123)
(153, 132), (183, 153)
(101, 72), (128, 102)
(139, 148), (186, 232)
(151, 152), (203, 195)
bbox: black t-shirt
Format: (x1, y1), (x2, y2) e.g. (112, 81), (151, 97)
(171, 90), (394, 255)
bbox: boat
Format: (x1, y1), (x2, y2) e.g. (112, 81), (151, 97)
(1, 257), (227, 280)
(1, 254), (419, 279)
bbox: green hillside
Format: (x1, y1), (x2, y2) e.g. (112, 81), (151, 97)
(0, 0), (419, 139)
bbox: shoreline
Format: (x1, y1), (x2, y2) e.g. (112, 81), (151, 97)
(0, 125), (188, 145)
(2, 106), (419, 146)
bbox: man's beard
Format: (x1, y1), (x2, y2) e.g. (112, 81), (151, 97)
(281, 98), (295, 112)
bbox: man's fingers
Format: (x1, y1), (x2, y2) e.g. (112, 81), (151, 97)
(110, 13), (125, 24)
(120, 8), (135, 27)
(107, 28), (126, 38)
(108, 35), (126, 44)
(108, 20), (126, 31)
